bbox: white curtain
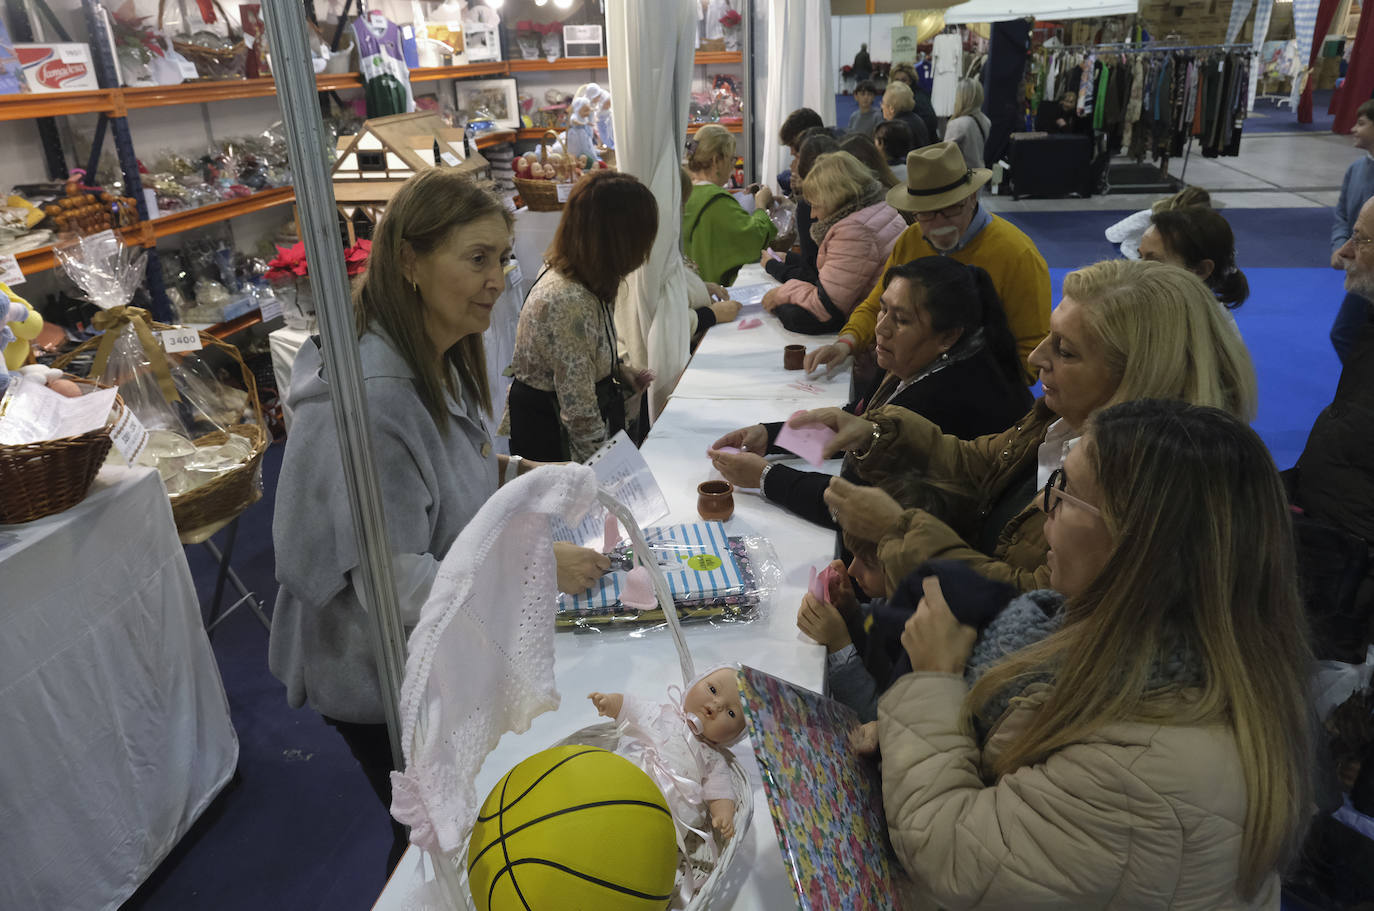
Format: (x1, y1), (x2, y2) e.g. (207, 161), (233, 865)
(606, 0), (697, 418)
(761, 0), (835, 190)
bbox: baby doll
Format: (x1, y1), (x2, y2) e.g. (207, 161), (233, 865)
(589, 664), (743, 870)
(564, 94), (599, 167)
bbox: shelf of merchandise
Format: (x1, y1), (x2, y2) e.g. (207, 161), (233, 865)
(15, 186), (297, 277)
(512, 121), (741, 142)
(6, 49), (749, 276)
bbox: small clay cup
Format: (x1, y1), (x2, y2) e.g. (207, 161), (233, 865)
(783, 344), (805, 370)
(697, 480), (735, 521)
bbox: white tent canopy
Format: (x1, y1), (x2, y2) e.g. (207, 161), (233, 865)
(606, 0), (696, 418)
(943, 0), (1139, 23)
(761, 0), (835, 189)
(832, 0), (1138, 20)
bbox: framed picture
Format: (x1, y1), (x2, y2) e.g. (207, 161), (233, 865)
(563, 24), (603, 58)
(454, 77), (520, 130)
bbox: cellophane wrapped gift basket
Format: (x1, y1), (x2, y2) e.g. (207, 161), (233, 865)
(53, 232), (267, 532)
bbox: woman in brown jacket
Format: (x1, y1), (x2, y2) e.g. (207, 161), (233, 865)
(791, 259), (1258, 593)
(863, 399), (1314, 909)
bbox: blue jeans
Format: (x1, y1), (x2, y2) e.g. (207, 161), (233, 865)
(1332, 292), (1373, 364)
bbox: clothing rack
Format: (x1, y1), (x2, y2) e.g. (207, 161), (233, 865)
(1038, 41), (1256, 187)
(1052, 42), (1256, 55)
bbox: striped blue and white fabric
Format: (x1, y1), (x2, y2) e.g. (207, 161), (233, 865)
(560, 522), (745, 613)
(1225, 0), (1254, 46)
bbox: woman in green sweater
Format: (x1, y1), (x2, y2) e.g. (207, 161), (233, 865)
(683, 123), (777, 285)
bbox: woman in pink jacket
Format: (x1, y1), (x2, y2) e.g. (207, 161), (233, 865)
(761, 151), (907, 334)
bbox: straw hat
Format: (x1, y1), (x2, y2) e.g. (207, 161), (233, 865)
(886, 141), (993, 213)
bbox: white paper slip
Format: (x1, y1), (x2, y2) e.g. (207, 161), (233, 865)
(727, 282), (774, 311)
(107, 403), (149, 465)
(0, 254), (23, 286)
(551, 430), (669, 547)
(0, 375), (118, 445)
(160, 327), (203, 353)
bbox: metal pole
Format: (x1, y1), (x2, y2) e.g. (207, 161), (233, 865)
(262, 2), (410, 769)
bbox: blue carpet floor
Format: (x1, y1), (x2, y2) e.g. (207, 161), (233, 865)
(123, 205), (1350, 910)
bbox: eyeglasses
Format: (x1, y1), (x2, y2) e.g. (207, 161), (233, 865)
(913, 200), (969, 221)
(1041, 468), (1101, 517)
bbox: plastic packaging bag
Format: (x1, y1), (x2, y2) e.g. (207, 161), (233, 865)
(1314, 644), (1374, 721)
(768, 197), (797, 252)
(556, 524), (780, 633)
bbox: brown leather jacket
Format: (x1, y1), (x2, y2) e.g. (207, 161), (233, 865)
(856, 400), (1057, 593)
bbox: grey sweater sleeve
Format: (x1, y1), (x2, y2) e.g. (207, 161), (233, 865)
(1335, 163), (1356, 252)
(827, 644), (882, 723)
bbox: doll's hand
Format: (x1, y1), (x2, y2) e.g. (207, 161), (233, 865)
(588, 692), (624, 719)
(850, 721), (879, 757)
(709, 798), (736, 840)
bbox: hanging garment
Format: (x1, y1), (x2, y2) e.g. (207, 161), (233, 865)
(1123, 55), (1144, 154)
(1092, 61), (1110, 130)
(931, 34), (963, 117)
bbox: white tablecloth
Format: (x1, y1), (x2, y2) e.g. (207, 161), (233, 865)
(374, 267), (856, 910)
(0, 465), (238, 910)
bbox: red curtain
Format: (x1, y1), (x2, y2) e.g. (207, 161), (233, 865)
(1298, 0), (1344, 123)
(1333, 1), (1374, 132)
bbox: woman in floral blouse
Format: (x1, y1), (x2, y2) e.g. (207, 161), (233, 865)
(503, 171), (658, 461)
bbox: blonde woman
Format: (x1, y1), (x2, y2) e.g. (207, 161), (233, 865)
(870, 398), (1313, 908)
(879, 80), (931, 148)
(683, 123), (776, 285)
(760, 151), (905, 334)
(789, 259), (1258, 593)
(943, 77), (991, 170)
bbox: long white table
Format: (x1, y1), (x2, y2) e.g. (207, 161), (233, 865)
(0, 466), (239, 910)
(374, 269), (854, 909)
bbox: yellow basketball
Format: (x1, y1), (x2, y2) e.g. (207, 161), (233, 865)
(467, 745), (678, 911)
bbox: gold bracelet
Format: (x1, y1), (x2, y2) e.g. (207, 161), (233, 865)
(854, 422), (881, 460)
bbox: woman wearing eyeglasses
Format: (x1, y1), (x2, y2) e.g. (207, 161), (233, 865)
(860, 398), (1314, 909)
(789, 258), (1257, 594)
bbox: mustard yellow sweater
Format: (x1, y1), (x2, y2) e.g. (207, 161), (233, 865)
(839, 216), (1051, 382)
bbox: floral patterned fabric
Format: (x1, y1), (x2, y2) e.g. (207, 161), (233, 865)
(502, 268), (616, 461)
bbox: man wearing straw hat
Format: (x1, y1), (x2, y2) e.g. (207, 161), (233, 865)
(804, 142), (1050, 384)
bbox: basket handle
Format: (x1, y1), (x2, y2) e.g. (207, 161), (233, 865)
(539, 130), (558, 166)
(597, 489), (696, 685)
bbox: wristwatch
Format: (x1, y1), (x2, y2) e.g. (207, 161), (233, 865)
(758, 461), (774, 493)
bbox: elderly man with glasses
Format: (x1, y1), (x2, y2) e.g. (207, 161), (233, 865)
(805, 141), (1050, 384)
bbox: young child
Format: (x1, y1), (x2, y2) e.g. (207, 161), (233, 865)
(800, 535), (1063, 723)
(1331, 99), (1374, 362)
(846, 80), (881, 137)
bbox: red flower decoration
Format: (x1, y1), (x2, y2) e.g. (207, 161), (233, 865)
(266, 238), (372, 282)
(720, 9), (742, 27)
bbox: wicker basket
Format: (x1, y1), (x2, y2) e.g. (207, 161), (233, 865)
(55, 318), (268, 535)
(0, 376), (116, 524)
(513, 130), (569, 212)
(410, 486), (753, 910)
(159, 0), (248, 81)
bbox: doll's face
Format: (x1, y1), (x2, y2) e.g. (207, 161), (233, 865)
(682, 668), (745, 744)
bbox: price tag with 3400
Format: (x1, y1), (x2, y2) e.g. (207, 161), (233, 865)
(160, 328), (202, 353)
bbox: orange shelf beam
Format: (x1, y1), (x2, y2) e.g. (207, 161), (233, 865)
(694, 51), (743, 64)
(0, 88), (120, 121)
(508, 56), (608, 71)
(410, 62), (511, 80)
(149, 186), (296, 239)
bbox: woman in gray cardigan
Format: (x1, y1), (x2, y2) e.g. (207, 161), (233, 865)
(269, 169), (606, 870)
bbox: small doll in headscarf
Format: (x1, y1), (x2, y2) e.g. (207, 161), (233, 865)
(588, 665), (743, 849)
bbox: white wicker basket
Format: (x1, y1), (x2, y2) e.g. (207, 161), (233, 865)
(414, 488), (753, 911)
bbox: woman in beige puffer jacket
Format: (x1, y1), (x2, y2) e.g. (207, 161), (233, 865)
(871, 400), (1315, 910)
